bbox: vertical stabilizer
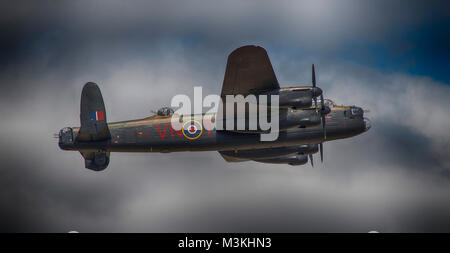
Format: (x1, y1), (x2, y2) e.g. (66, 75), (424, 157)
(76, 82), (111, 142)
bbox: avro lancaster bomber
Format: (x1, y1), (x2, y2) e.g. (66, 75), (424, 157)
(58, 45), (371, 171)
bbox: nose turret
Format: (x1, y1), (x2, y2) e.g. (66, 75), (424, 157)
(351, 106), (370, 132)
(350, 106), (364, 117)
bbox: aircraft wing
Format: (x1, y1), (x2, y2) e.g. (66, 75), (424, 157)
(221, 45), (280, 96)
(218, 145), (312, 166)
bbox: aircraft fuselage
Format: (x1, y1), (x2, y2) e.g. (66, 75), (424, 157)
(59, 106), (369, 153)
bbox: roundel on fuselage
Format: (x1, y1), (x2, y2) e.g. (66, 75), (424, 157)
(182, 120), (203, 140)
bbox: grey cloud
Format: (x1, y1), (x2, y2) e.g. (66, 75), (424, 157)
(2, 0), (449, 67)
(1, 0), (450, 232)
(2, 52), (450, 232)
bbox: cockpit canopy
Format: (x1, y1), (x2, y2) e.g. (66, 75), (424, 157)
(314, 98), (336, 108)
(351, 106), (363, 116)
(323, 99), (336, 108)
(156, 107), (174, 116)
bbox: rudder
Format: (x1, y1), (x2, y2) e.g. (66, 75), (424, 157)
(76, 82), (111, 142)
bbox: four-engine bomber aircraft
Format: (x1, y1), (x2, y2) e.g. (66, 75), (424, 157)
(58, 45), (371, 171)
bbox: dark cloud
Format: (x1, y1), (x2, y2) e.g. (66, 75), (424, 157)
(0, 0), (450, 232)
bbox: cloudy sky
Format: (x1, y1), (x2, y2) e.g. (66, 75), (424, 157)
(1, 0), (450, 232)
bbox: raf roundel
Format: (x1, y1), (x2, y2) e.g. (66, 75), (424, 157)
(182, 120), (203, 140)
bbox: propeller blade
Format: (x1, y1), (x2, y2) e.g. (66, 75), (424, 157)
(320, 94), (327, 140)
(312, 64), (318, 112)
(322, 115), (326, 140)
(319, 143), (323, 163)
(309, 154), (314, 168)
(314, 65), (324, 163)
(312, 64), (316, 87)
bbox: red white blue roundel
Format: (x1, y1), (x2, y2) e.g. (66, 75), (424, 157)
(182, 120), (203, 140)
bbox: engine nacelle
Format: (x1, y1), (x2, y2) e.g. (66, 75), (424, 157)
(287, 154), (309, 166)
(278, 87), (322, 109)
(279, 90), (313, 108)
(279, 109), (322, 130)
(248, 87), (322, 109)
(220, 107), (322, 134)
(220, 144), (319, 160)
(255, 154), (308, 166)
(221, 146), (297, 160)
(296, 144), (319, 155)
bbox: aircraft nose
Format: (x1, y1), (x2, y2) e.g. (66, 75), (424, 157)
(364, 117), (371, 131)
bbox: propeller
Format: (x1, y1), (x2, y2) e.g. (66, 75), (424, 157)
(313, 64), (328, 140)
(312, 64), (328, 164)
(320, 94), (327, 140)
(320, 95), (327, 163)
(309, 154), (314, 168)
(319, 142), (324, 163)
